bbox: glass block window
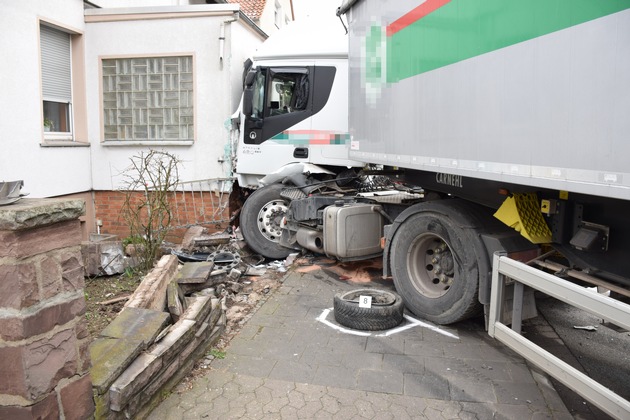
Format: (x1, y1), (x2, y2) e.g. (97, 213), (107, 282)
(102, 56), (194, 141)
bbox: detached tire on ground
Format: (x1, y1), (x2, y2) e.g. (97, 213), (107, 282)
(333, 289), (404, 331)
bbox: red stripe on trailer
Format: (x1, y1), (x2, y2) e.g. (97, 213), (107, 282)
(386, 0), (451, 37)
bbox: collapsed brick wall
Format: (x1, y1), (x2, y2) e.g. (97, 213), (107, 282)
(0, 199), (95, 419)
(93, 190), (231, 243)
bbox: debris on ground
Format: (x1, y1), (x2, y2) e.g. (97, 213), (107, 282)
(84, 224), (301, 415)
(573, 325), (598, 331)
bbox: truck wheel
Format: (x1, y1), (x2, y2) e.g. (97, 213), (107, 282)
(390, 207), (481, 324)
(333, 289), (404, 331)
(240, 184), (292, 260)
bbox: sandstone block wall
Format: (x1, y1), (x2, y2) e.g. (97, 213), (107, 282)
(0, 199), (95, 419)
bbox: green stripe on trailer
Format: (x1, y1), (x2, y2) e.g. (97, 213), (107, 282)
(385, 0), (630, 83)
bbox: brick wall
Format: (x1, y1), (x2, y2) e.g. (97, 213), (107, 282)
(93, 190), (231, 243)
(0, 198), (95, 419)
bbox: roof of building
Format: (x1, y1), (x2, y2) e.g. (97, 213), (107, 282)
(228, 0), (266, 20)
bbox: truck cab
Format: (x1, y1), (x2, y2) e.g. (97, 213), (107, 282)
(234, 18), (361, 189)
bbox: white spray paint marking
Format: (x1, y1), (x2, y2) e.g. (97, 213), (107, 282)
(316, 308), (459, 339)
(316, 308), (371, 336)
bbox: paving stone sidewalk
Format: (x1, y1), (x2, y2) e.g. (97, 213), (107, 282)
(148, 269), (571, 419)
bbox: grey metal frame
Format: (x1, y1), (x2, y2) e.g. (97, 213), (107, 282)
(488, 253), (630, 419)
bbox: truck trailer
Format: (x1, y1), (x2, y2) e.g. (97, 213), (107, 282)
(233, 1), (630, 326)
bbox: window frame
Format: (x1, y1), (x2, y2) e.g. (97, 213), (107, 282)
(40, 23), (74, 142)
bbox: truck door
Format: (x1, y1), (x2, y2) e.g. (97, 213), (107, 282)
(243, 66), (313, 146)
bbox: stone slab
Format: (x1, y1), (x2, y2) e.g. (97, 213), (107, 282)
(100, 306), (171, 347)
(0, 198), (85, 231)
(147, 319), (196, 365)
(175, 261), (214, 284)
(125, 255), (178, 311)
(193, 232), (232, 247)
(167, 281), (186, 322)
(110, 352), (163, 412)
(89, 337), (145, 395)
(182, 295), (212, 324)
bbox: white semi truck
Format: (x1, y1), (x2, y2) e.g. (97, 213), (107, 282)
(233, 1), (630, 326)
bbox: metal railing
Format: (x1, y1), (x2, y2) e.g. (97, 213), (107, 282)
(488, 253), (630, 419)
(168, 178), (234, 230)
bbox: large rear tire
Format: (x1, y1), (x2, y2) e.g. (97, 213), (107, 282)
(390, 202), (481, 324)
(240, 184), (292, 260)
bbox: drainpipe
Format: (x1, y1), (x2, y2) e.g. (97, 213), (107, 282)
(220, 14), (238, 65)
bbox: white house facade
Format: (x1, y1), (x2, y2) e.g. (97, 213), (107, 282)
(1, 1), (266, 238)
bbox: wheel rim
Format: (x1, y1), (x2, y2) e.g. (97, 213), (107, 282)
(341, 289), (397, 306)
(256, 198), (288, 243)
(407, 233), (455, 298)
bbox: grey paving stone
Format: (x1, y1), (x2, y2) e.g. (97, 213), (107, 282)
(232, 323), (260, 340)
(268, 359), (318, 383)
(217, 354), (276, 377)
(290, 325), (332, 347)
(424, 356), (474, 379)
(253, 324), (296, 343)
(311, 364), (357, 389)
(274, 303), (311, 318)
(327, 334), (368, 353)
(456, 359), (512, 382)
(442, 342), (519, 362)
(257, 301), (281, 315)
(246, 312), (295, 328)
(449, 377), (497, 403)
(366, 336), (406, 355)
(298, 292), (333, 307)
(225, 336), (264, 357)
(507, 361), (537, 383)
(403, 372), (450, 399)
(258, 340), (307, 361)
(493, 380), (548, 405)
(404, 338), (445, 357)
(300, 343), (345, 367)
(341, 350), (383, 371)
(382, 353), (425, 374)
(357, 369), (404, 394)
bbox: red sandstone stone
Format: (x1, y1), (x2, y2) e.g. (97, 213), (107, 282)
(40, 256), (62, 300)
(0, 220), (82, 258)
(78, 339), (92, 374)
(0, 316), (24, 341)
(60, 374), (95, 420)
(20, 296), (86, 340)
(0, 262), (38, 309)
(0, 346), (27, 397)
(61, 266), (85, 293)
(0, 393), (59, 420)
(61, 249), (85, 292)
(24, 329), (78, 399)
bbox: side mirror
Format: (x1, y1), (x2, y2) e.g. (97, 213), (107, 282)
(244, 69), (256, 87)
(243, 87), (253, 116)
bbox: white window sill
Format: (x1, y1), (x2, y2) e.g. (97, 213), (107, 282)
(102, 141), (194, 147)
(40, 140), (90, 147)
